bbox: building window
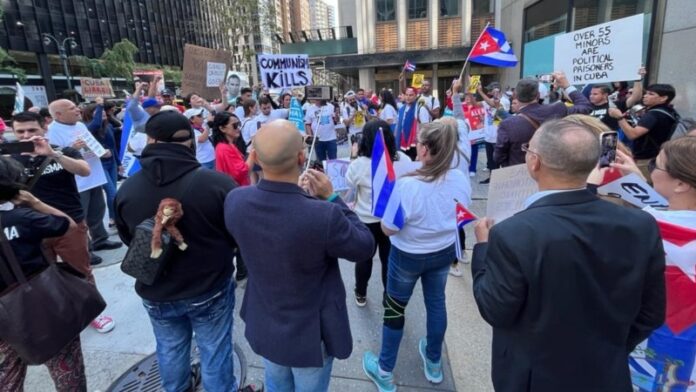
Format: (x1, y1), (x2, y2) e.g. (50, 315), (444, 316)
(376, 0), (396, 22)
(440, 0), (459, 17)
(408, 0), (427, 19)
(572, 0), (651, 30)
(523, 0), (568, 42)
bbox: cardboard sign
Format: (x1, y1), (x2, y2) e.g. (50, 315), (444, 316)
(554, 14), (644, 84)
(182, 44), (231, 100)
(257, 54), (312, 89)
(411, 73), (425, 89)
(597, 173), (668, 208)
(206, 62), (227, 87)
(224, 71), (249, 104)
(80, 78), (114, 100)
(22, 85), (48, 108)
(323, 159), (351, 191)
(486, 164), (538, 223)
(289, 97), (306, 133)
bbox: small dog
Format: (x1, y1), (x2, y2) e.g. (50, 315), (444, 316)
(150, 198), (187, 258)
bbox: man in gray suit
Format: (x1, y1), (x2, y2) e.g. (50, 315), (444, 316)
(224, 120), (374, 391)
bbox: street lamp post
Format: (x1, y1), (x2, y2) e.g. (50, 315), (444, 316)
(42, 33), (78, 90)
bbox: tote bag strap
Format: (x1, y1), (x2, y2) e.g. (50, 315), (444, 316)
(0, 214), (27, 284)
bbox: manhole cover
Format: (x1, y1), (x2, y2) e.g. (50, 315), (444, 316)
(106, 342), (246, 392)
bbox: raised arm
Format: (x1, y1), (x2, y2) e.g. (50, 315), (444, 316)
(625, 67), (646, 108)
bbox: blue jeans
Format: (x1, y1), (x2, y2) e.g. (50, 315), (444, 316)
(314, 140), (337, 162)
(379, 245), (455, 372)
(142, 279), (237, 392)
(201, 160), (216, 170)
(469, 143), (480, 173)
(101, 159), (118, 220)
(263, 351), (333, 392)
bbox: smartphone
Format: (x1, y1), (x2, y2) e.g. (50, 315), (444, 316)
(599, 131), (618, 168)
(0, 141), (35, 155)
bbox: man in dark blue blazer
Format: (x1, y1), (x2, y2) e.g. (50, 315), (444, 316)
(472, 119), (665, 392)
(224, 120), (375, 391)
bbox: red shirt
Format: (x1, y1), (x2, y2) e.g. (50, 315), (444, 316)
(215, 142), (250, 186)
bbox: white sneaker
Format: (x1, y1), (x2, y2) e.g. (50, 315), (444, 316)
(90, 315), (115, 333)
(449, 265), (463, 277)
(459, 253), (470, 264)
(469, 172), (476, 177)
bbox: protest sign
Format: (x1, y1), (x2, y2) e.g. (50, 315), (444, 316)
(411, 73), (425, 89)
(289, 97), (306, 133)
(257, 54), (312, 89)
(597, 173), (668, 209)
(324, 160), (351, 191)
(80, 78), (115, 100)
(182, 44), (231, 100)
(468, 75), (481, 93)
(554, 14), (644, 84)
(486, 164), (538, 222)
(133, 70), (165, 92)
(464, 105), (487, 144)
(22, 85), (48, 108)
(206, 62), (227, 87)
(224, 71), (249, 104)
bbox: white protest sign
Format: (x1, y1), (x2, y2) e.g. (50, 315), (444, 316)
(72, 128), (107, 158)
(76, 156), (108, 192)
(22, 85), (48, 108)
(597, 173), (668, 209)
(258, 54), (312, 89)
(324, 159), (351, 191)
(554, 14), (644, 84)
(486, 164), (538, 223)
(206, 62), (227, 87)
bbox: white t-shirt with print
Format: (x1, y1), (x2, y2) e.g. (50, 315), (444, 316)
(379, 104), (398, 123)
(342, 103), (366, 135)
(194, 129), (215, 164)
(304, 103), (336, 141)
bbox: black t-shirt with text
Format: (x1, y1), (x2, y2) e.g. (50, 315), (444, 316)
(633, 104), (677, 160)
(0, 207), (69, 291)
(590, 100), (626, 131)
(13, 147), (85, 222)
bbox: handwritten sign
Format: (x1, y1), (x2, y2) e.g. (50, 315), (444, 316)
(80, 78), (114, 100)
(206, 62), (227, 87)
(554, 14), (643, 84)
(597, 173), (668, 209)
(324, 159), (351, 191)
(486, 164), (538, 223)
(411, 73), (424, 89)
(22, 85), (48, 108)
(182, 44), (231, 100)
(257, 54), (312, 89)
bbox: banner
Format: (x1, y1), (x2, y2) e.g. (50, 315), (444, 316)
(80, 78), (115, 100)
(257, 54), (312, 89)
(411, 73), (425, 89)
(597, 173), (668, 209)
(133, 70), (165, 93)
(289, 97), (306, 134)
(206, 62), (227, 87)
(182, 44), (231, 100)
(554, 14), (644, 84)
(486, 164), (538, 223)
(225, 71), (250, 104)
(22, 85), (48, 108)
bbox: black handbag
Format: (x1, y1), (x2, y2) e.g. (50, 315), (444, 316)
(0, 215), (106, 365)
(120, 168), (201, 285)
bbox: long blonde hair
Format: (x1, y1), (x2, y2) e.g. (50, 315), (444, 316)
(411, 119), (461, 182)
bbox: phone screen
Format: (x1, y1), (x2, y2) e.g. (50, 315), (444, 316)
(599, 132), (618, 168)
(0, 141), (35, 155)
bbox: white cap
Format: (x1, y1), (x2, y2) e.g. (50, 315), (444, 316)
(183, 108), (205, 119)
(160, 105), (178, 112)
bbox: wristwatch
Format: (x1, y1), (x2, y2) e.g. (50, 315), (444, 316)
(51, 150), (64, 160)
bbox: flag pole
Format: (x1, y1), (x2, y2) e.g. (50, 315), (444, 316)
(458, 22), (491, 84)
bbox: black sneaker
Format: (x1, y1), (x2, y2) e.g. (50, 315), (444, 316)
(239, 381), (264, 392)
(90, 253), (103, 266)
(355, 290), (367, 307)
(479, 177), (491, 184)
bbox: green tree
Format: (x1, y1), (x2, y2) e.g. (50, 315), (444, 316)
(0, 8), (26, 82)
(100, 39), (139, 79)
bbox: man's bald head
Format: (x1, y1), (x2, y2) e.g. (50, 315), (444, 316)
(530, 119), (600, 181)
(253, 120), (305, 174)
(48, 99), (80, 125)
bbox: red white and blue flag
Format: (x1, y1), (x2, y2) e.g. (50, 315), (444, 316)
(403, 60), (416, 72)
(371, 128), (404, 230)
(630, 218), (696, 391)
(468, 27), (518, 68)
(455, 201), (477, 260)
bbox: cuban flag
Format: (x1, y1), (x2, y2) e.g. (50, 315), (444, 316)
(403, 60), (416, 72)
(455, 200), (477, 260)
(118, 109), (141, 177)
(371, 128), (404, 230)
(468, 27), (518, 68)
(630, 218), (696, 391)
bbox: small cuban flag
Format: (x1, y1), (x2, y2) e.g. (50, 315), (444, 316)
(455, 199), (477, 260)
(468, 26), (518, 68)
(403, 60), (416, 72)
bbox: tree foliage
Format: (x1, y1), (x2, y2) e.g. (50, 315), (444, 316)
(100, 39), (139, 79)
(0, 8), (26, 82)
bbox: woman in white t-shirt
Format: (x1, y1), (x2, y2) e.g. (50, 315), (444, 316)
(345, 120), (416, 308)
(378, 90), (398, 127)
(363, 119), (471, 389)
(304, 100), (337, 161)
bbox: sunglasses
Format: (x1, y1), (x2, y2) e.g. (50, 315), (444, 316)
(228, 122), (240, 129)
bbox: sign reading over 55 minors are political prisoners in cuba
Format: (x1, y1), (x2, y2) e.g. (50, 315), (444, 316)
(554, 14), (644, 84)
(257, 54), (313, 89)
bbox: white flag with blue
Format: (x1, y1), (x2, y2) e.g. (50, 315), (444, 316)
(118, 109), (141, 177)
(13, 82), (24, 114)
(371, 128), (405, 229)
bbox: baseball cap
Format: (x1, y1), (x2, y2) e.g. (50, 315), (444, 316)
(161, 89), (174, 96)
(183, 108), (205, 119)
(159, 105), (179, 112)
(142, 98), (160, 109)
(344, 90), (356, 99)
(145, 111), (194, 143)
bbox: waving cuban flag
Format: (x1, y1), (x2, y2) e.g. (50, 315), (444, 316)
(469, 26), (518, 68)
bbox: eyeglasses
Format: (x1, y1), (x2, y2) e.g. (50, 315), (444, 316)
(647, 158), (667, 174)
(521, 143), (540, 156)
(228, 122), (240, 129)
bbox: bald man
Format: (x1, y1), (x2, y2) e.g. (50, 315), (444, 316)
(224, 120), (374, 391)
(471, 119), (665, 391)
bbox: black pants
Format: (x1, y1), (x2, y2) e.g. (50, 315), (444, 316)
(355, 222), (391, 296)
(79, 187), (109, 246)
(485, 142), (497, 171)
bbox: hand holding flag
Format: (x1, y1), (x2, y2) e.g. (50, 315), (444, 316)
(455, 199), (478, 260)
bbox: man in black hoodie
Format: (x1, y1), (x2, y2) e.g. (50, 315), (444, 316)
(114, 111), (262, 392)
